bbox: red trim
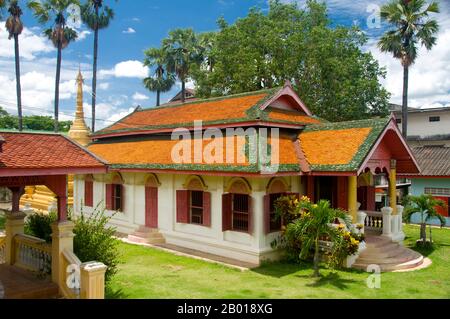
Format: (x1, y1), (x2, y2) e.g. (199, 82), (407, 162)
(203, 192), (211, 227)
(176, 190), (189, 224)
(357, 117), (420, 175)
(222, 193), (233, 231)
(84, 180), (94, 207)
(0, 166), (106, 177)
(92, 121), (305, 140)
(309, 171), (357, 177)
(145, 186), (158, 228)
(111, 168), (303, 178)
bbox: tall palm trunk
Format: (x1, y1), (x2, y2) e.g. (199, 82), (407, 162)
(181, 80), (186, 103)
(54, 40), (62, 133)
(14, 33), (23, 131)
(156, 90), (160, 106)
(401, 65), (409, 138)
(91, 5), (99, 132)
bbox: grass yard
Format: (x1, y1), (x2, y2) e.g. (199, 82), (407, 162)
(108, 225), (450, 299)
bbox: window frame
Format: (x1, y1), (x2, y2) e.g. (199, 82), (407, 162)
(189, 190), (204, 225)
(231, 193), (250, 232)
(429, 116), (441, 122)
(112, 184), (123, 212)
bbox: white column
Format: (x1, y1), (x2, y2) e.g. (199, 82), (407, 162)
(394, 205), (405, 243)
(356, 211), (367, 234)
(253, 191), (266, 249)
(381, 207), (393, 238)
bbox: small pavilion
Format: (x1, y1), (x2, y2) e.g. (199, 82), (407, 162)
(0, 131), (107, 299)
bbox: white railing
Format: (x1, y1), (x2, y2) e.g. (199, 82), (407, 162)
(364, 211), (383, 233)
(13, 234), (52, 274)
(0, 234), (6, 264)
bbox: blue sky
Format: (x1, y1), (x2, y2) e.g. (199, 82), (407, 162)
(0, 0), (449, 130)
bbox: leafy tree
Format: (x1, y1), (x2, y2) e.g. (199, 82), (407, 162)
(190, 0), (390, 122)
(162, 28), (202, 103)
(378, 0), (439, 137)
(404, 194), (447, 245)
(3, 0), (24, 131)
(0, 106), (72, 132)
(28, 0), (80, 133)
(81, 0), (115, 132)
(143, 47), (175, 106)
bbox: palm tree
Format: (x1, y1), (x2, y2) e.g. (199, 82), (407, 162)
(81, 0), (115, 132)
(143, 48), (175, 106)
(378, 0), (439, 138)
(28, 0), (79, 133)
(283, 198), (351, 277)
(4, 0), (24, 131)
(404, 194), (446, 245)
(162, 28), (201, 103)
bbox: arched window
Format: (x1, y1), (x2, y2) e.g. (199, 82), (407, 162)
(223, 178), (253, 233)
(106, 173), (124, 212)
(176, 176), (211, 227)
(84, 175), (94, 207)
(264, 178), (297, 233)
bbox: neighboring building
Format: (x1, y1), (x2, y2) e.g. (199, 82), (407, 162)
(392, 104), (450, 147)
(393, 104), (450, 224)
(401, 145), (450, 226)
(73, 83), (419, 264)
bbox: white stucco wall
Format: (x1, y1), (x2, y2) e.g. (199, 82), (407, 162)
(73, 173), (304, 264)
(396, 109), (450, 140)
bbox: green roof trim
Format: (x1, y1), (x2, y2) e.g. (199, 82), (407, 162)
(303, 117), (391, 172)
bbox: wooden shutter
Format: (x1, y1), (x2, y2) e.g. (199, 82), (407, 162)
(85, 180), (93, 207)
(146, 187), (158, 228)
(222, 193), (232, 231)
(176, 190), (189, 223)
(264, 194), (271, 234)
(203, 192), (211, 227)
(105, 184), (113, 210)
(248, 196), (254, 234)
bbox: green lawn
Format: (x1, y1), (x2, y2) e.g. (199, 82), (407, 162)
(108, 225), (450, 299)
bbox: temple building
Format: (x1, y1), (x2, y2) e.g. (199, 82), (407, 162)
(20, 70), (91, 213)
(73, 83), (422, 268)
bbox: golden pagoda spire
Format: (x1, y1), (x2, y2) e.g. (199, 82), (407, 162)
(69, 69), (91, 146)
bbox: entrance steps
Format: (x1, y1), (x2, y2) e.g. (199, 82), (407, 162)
(352, 235), (424, 272)
(127, 226), (166, 245)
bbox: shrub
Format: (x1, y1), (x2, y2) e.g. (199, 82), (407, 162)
(25, 211), (58, 243)
(73, 204), (120, 285)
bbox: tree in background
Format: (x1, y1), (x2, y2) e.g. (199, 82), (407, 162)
(0, 106), (72, 131)
(143, 48), (175, 106)
(162, 28), (202, 103)
(28, 0), (80, 133)
(378, 0), (439, 138)
(190, 0), (390, 122)
(3, 0), (24, 131)
(81, 0), (115, 132)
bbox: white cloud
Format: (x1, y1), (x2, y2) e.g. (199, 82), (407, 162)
(76, 30), (91, 41)
(98, 82), (110, 90)
(99, 60), (149, 79)
(122, 27), (136, 34)
(132, 92), (149, 101)
(0, 27), (53, 60)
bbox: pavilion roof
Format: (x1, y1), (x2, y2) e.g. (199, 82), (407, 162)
(0, 132), (106, 176)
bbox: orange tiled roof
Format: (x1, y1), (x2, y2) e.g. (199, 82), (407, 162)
(99, 92), (270, 134)
(0, 132), (105, 170)
(268, 108), (322, 125)
(300, 128), (372, 165)
(88, 133), (300, 172)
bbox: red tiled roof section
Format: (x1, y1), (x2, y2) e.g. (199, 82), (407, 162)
(0, 133), (105, 169)
(101, 93), (269, 132)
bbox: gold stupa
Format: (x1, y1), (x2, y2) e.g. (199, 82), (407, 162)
(20, 70), (91, 213)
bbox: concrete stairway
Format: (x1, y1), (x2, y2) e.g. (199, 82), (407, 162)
(127, 226), (166, 245)
(0, 265), (59, 299)
(352, 235), (424, 272)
